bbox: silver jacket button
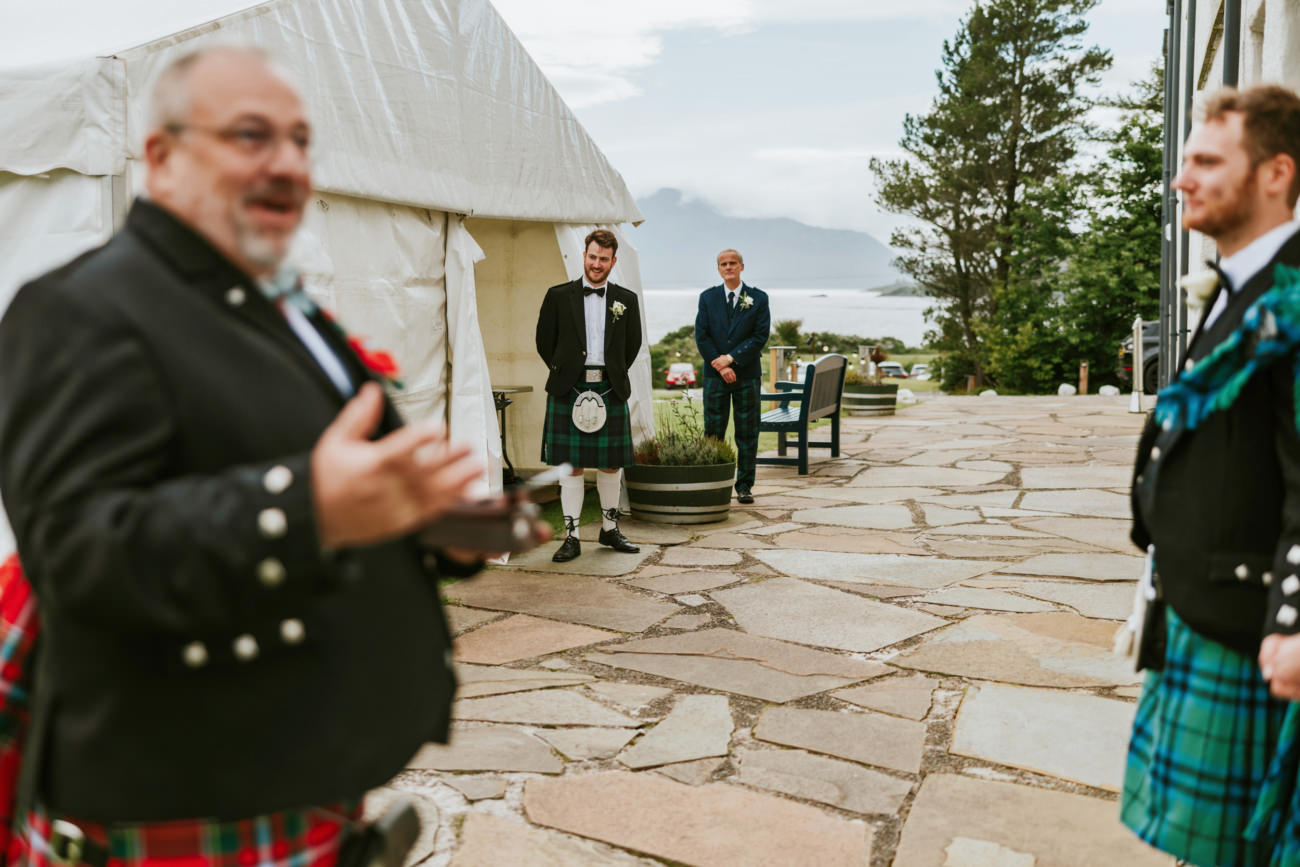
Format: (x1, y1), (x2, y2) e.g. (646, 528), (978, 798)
(1282, 575), (1300, 596)
(280, 618), (305, 645)
(1235, 564), (1250, 580)
(263, 465), (294, 494)
(258, 558), (286, 588)
(225, 287), (246, 307)
(182, 641), (208, 669)
(1150, 447), (1162, 461)
(258, 508), (288, 539)
(1289, 545), (1300, 566)
(1279, 605), (1298, 628)
(233, 634), (259, 661)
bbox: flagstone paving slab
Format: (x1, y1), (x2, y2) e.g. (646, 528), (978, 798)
(921, 505), (983, 526)
(675, 594), (710, 607)
(693, 513), (762, 534)
(712, 578), (946, 653)
(951, 683), (1136, 791)
(924, 537), (1102, 558)
(900, 450), (994, 467)
(450, 571), (679, 632)
(921, 523), (1052, 538)
(499, 542), (658, 575)
(997, 552), (1143, 581)
(1017, 516), (1136, 551)
(1019, 489), (1131, 519)
(833, 673), (938, 720)
(751, 550), (999, 589)
(454, 664), (595, 699)
(442, 776), (506, 801)
(790, 504), (916, 529)
(793, 486), (943, 503)
(742, 521), (805, 536)
(1020, 465), (1135, 489)
(454, 614), (616, 665)
(661, 613), (712, 630)
(591, 629), (887, 702)
(735, 746), (914, 815)
(916, 491), (1019, 508)
(619, 695), (733, 769)
(409, 724), (562, 774)
(453, 690), (642, 727)
(770, 529), (928, 555)
(823, 582), (923, 599)
(754, 706), (926, 773)
(661, 547), (743, 567)
(916, 587), (1056, 614)
(584, 682), (673, 709)
(655, 757), (726, 786)
(444, 605), (499, 636)
(577, 520), (694, 545)
(1014, 580), (1135, 620)
(524, 773), (872, 867)
(893, 774), (1170, 866)
(942, 838), (1035, 866)
(537, 727), (640, 760)
(624, 570), (740, 594)
(893, 612), (1141, 688)
(451, 813), (655, 867)
(687, 533), (774, 550)
(955, 460), (1013, 473)
(848, 466), (1009, 488)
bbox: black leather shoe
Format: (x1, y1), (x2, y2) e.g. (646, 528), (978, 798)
(736, 488), (755, 504)
(552, 535), (581, 562)
(598, 527), (640, 553)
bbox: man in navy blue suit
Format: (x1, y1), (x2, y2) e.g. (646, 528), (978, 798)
(694, 249), (771, 503)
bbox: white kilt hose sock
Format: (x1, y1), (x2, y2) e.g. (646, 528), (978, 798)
(559, 473), (584, 535)
(597, 470), (622, 530)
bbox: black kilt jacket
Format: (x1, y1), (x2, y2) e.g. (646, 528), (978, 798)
(535, 279), (642, 403)
(1131, 229), (1300, 656)
(0, 200), (468, 822)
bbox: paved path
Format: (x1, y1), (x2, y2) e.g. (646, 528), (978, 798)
(376, 395), (1175, 866)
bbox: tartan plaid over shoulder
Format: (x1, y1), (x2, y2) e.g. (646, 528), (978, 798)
(0, 554), (38, 865)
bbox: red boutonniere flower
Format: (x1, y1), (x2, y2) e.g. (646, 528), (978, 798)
(318, 310), (404, 389)
(346, 336), (403, 388)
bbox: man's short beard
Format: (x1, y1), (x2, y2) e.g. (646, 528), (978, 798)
(1186, 168), (1258, 238)
(237, 227), (289, 271)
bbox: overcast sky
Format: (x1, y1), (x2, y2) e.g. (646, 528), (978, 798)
(2, 0), (1168, 242)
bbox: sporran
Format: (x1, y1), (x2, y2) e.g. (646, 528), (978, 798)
(572, 390), (608, 433)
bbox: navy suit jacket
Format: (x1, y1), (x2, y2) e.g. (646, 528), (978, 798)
(694, 284), (770, 385)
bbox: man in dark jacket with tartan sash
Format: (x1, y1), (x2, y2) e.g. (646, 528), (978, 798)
(535, 230), (643, 562)
(1122, 84), (1300, 866)
(0, 45), (493, 866)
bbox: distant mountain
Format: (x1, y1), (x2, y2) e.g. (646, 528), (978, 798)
(629, 188), (901, 290)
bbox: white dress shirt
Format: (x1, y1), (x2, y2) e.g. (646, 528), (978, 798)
(261, 280), (355, 396)
(724, 284), (743, 311)
(583, 282), (608, 366)
(1204, 221), (1300, 329)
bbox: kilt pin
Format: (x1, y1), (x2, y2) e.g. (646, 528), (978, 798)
(1123, 238), (1300, 865)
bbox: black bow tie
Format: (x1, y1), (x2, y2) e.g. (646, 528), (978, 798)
(584, 286), (605, 297)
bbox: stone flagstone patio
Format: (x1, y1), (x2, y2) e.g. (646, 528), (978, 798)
(376, 394), (1175, 866)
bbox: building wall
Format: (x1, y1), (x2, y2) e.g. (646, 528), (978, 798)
(467, 218), (569, 476)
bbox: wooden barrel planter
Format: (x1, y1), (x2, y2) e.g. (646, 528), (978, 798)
(843, 384), (899, 416)
(624, 462), (736, 524)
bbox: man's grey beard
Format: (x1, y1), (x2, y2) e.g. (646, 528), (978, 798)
(237, 226), (291, 272)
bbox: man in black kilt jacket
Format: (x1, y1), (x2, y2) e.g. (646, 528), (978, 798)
(1121, 84), (1300, 865)
(535, 230), (642, 562)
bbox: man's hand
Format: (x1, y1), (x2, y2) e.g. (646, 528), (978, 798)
(720, 367), (737, 384)
(711, 354), (733, 372)
(1260, 632), (1300, 700)
(312, 383), (484, 549)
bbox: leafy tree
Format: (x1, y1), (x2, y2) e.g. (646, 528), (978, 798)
(871, 0), (1111, 389)
(772, 319), (804, 347)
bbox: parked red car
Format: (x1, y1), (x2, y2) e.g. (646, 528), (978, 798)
(665, 362), (697, 388)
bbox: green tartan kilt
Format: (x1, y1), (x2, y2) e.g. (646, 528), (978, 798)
(1122, 605), (1292, 866)
(541, 377), (634, 469)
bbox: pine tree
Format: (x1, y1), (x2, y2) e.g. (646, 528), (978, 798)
(871, 0), (1110, 389)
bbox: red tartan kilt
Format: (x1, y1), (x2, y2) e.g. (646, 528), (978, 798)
(0, 554), (37, 867)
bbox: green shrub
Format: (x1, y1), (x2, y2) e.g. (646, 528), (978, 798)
(635, 393), (736, 466)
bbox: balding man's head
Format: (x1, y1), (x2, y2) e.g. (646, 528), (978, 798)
(143, 46), (312, 277)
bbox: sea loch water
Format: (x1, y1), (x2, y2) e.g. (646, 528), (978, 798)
(643, 288), (933, 347)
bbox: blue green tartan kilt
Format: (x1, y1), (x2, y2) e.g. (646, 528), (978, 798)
(541, 377), (634, 469)
(1122, 605), (1295, 866)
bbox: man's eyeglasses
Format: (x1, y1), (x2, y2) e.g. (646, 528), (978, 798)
(165, 123), (311, 158)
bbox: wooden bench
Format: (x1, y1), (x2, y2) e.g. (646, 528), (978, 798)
(756, 353), (847, 475)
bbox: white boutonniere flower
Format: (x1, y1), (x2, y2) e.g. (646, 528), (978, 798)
(739, 293), (754, 310)
(610, 300), (626, 322)
(1179, 270), (1220, 310)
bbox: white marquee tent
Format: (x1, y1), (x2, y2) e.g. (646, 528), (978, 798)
(0, 0), (651, 558)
